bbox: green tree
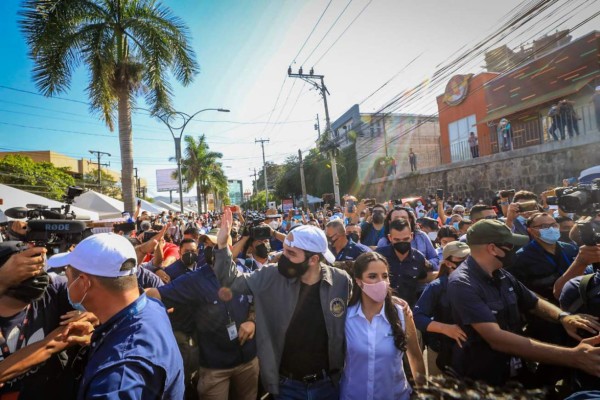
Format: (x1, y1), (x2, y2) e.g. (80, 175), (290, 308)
(20, 0), (199, 214)
(0, 154), (75, 200)
(81, 169), (122, 200)
(173, 135), (227, 214)
(254, 162), (284, 194)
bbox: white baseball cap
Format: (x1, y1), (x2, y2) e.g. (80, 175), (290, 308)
(47, 233), (138, 277)
(284, 225), (335, 264)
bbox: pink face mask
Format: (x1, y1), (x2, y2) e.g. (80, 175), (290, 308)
(360, 280), (389, 303)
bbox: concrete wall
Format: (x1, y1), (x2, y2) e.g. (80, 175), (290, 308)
(361, 133), (600, 203)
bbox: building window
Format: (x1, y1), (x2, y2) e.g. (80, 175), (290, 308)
(448, 114), (476, 162)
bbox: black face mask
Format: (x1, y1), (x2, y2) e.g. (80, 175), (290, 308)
(277, 254), (310, 279)
(494, 246), (516, 268)
(372, 213), (385, 224)
(204, 246), (214, 265)
(182, 252), (198, 268)
(347, 233), (360, 243)
(6, 271), (50, 304)
(254, 243), (270, 260)
(393, 241), (412, 254)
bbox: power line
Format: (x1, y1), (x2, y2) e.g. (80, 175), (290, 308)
(312, 0), (375, 66)
(300, 0), (355, 67)
(291, 0), (334, 64)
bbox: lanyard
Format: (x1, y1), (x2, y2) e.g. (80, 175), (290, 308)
(0, 305), (32, 359)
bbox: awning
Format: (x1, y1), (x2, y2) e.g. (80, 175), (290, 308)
(478, 76), (597, 124)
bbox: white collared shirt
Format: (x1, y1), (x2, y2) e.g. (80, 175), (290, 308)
(340, 302), (411, 400)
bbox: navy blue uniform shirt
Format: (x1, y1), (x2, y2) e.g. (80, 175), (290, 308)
(360, 222), (385, 247)
(158, 265), (257, 369)
(375, 245), (427, 307)
(414, 275), (454, 354)
(164, 260), (203, 335)
(509, 240), (577, 303)
(447, 257), (538, 385)
(77, 294), (184, 400)
(560, 271), (600, 314)
(137, 266), (164, 289)
(335, 239), (372, 261)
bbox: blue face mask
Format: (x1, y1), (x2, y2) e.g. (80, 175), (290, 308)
(417, 201), (423, 206)
(453, 222), (459, 230)
(538, 227), (560, 245)
(516, 215), (527, 224)
(67, 276), (88, 312)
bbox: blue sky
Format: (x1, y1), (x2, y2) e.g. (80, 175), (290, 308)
(0, 0), (597, 197)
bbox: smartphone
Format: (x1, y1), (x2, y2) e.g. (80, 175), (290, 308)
(137, 199), (142, 207)
(436, 189), (444, 199)
(499, 189), (516, 198)
(346, 200), (355, 213)
(518, 200), (538, 212)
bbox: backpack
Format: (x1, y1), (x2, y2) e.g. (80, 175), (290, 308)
(567, 274), (600, 314)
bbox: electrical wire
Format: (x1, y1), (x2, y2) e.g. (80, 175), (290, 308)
(290, 0), (334, 65)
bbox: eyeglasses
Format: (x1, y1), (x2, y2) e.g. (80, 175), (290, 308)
(530, 223), (559, 230)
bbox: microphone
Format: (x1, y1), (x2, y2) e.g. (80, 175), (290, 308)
(27, 220), (87, 234)
(41, 210), (66, 220)
(4, 207), (29, 219)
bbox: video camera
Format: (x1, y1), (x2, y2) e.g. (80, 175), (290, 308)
(3, 186), (88, 254)
(546, 179), (600, 215)
(243, 212), (271, 241)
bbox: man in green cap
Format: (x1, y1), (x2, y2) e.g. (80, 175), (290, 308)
(447, 219), (600, 387)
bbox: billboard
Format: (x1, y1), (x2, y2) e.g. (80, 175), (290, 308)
(227, 180), (243, 205)
(156, 169), (179, 192)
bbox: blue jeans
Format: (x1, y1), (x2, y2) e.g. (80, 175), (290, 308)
(274, 376), (339, 400)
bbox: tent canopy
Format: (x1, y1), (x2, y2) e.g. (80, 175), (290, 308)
(0, 184), (99, 221)
(153, 200), (181, 212)
(579, 165), (600, 184)
(72, 190), (164, 219)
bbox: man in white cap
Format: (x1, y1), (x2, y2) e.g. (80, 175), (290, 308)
(213, 208), (351, 399)
(48, 233), (184, 399)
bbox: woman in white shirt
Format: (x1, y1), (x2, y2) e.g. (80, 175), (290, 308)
(341, 252), (425, 400)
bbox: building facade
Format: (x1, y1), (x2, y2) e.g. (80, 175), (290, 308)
(330, 104), (441, 183)
(438, 30), (600, 164)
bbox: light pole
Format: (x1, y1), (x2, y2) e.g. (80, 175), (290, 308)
(153, 108), (230, 213)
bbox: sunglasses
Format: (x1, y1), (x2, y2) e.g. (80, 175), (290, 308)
(492, 243), (514, 251)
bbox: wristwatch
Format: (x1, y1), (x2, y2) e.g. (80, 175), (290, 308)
(558, 311), (571, 322)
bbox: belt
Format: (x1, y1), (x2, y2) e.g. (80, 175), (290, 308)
(280, 369), (330, 384)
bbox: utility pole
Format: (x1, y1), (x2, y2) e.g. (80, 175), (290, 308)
(249, 168), (258, 195)
(89, 150), (111, 194)
(288, 67), (340, 206)
(298, 149), (308, 210)
(255, 139), (270, 208)
(133, 167), (142, 198)
(314, 114), (321, 139)
(381, 114), (389, 157)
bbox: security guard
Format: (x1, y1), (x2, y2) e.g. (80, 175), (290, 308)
(325, 219), (371, 261)
(448, 220), (600, 386)
(49, 233), (184, 399)
(375, 218), (431, 308)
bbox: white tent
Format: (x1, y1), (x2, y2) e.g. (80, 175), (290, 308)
(153, 200), (180, 212)
(72, 190), (164, 219)
(579, 165), (600, 184)
(138, 198), (167, 214)
(0, 184), (99, 220)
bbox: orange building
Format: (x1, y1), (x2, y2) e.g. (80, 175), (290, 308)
(437, 73), (498, 163)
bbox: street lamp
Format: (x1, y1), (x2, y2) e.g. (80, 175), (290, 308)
(153, 108), (230, 213)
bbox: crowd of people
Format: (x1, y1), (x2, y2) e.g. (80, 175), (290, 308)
(0, 182), (599, 400)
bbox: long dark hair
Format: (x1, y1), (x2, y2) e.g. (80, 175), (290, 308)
(349, 252), (407, 351)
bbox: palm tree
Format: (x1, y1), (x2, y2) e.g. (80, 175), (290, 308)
(20, 0), (199, 213)
(174, 135), (228, 214)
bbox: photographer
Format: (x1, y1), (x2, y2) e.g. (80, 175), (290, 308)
(502, 190), (540, 235)
(0, 243), (93, 399)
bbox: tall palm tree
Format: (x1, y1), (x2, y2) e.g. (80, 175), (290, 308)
(20, 0), (199, 213)
(175, 135), (227, 214)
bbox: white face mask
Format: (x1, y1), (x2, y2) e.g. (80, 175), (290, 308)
(268, 221), (280, 230)
(427, 231), (438, 241)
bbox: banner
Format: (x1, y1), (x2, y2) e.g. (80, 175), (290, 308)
(156, 169), (179, 192)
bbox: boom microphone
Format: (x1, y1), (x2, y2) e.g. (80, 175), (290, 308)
(27, 220), (87, 234)
(4, 207), (29, 219)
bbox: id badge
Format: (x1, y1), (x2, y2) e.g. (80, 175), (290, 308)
(509, 357), (522, 377)
(226, 322), (238, 341)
